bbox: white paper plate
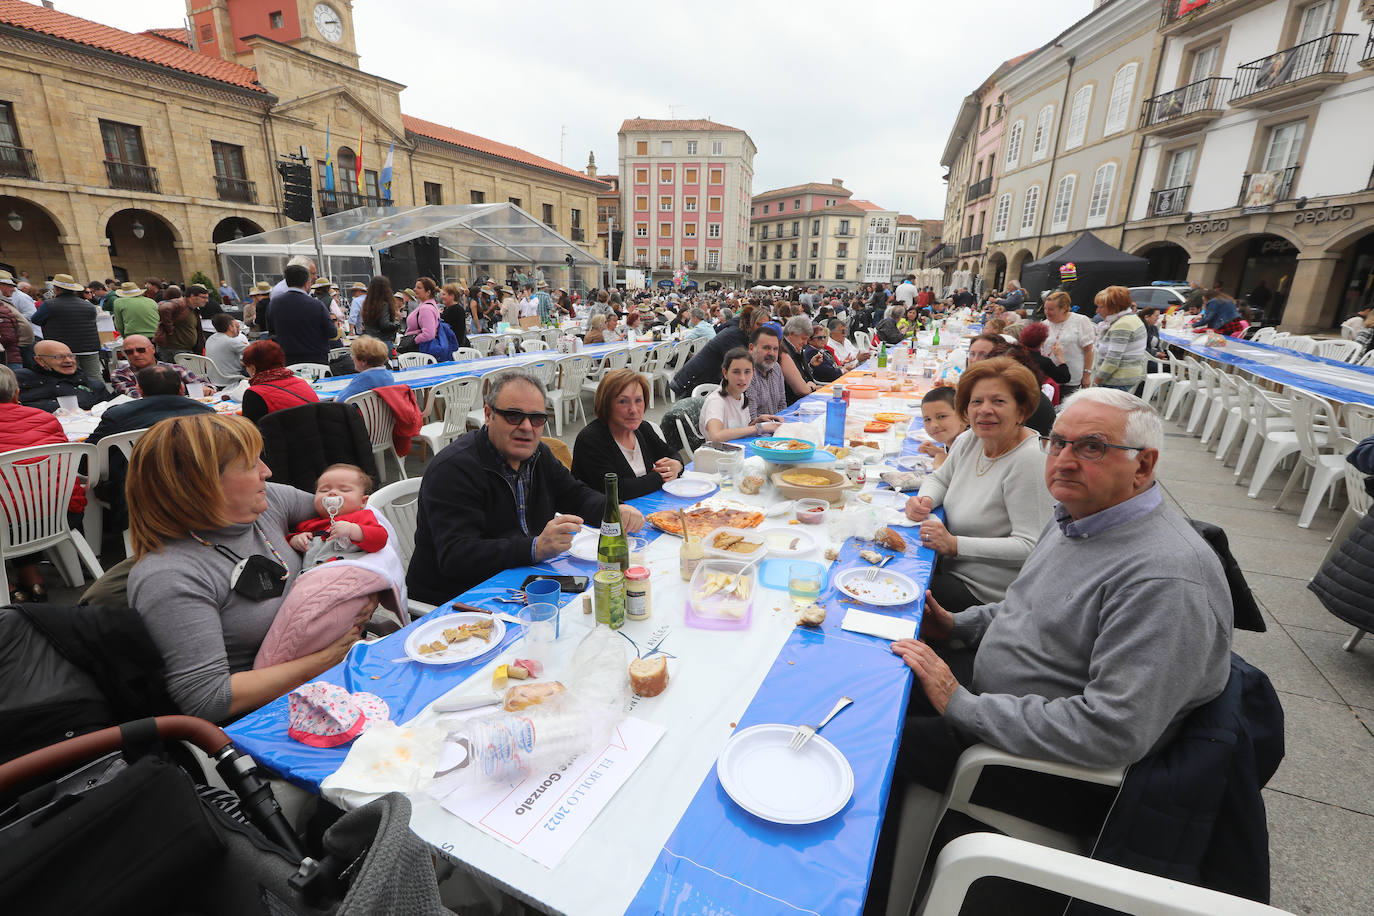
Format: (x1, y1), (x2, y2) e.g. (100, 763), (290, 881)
(663, 475), (718, 499)
(717, 724), (854, 824)
(403, 612), (506, 665)
(835, 566), (920, 607)
(569, 529), (599, 562)
(864, 489), (908, 511)
(758, 526), (817, 557)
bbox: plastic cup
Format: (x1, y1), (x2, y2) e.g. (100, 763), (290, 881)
(524, 577), (561, 605)
(788, 562), (823, 609)
(627, 536), (648, 568)
(520, 602), (559, 667)
(186, 382), (204, 399)
(56, 395), (79, 413)
(717, 456), (741, 491)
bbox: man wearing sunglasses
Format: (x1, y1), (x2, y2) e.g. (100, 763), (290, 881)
(407, 370), (645, 606)
(110, 334), (213, 398)
(888, 389), (1232, 845)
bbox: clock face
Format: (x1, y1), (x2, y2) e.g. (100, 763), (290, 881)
(313, 3), (344, 43)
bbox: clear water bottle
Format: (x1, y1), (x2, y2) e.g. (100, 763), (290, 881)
(445, 709), (599, 783)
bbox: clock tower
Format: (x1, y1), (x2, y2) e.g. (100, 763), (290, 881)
(186, 1), (360, 68)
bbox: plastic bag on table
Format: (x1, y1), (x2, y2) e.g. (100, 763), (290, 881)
(424, 627), (629, 794)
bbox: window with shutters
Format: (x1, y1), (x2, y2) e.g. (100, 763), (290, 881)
(1019, 186), (1040, 236)
(684, 167), (698, 184)
(1031, 105), (1054, 162)
(542, 203), (555, 225)
(1050, 175), (1075, 232)
(635, 195), (648, 212)
(635, 141), (647, 155)
(660, 222), (672, 237)
(708, 196), (722, 212)
(1086, 163), (1117, 227)
(1005, 120), (1024, 170)
(992, 193), (1012, 240)
(660, 167), (673, 183)
(470, 190), (485, 204)
(711, 141), (723, 155)
(659, 196), (672, 212)
(684, 223), (697, 238)
(660, 141), (672, 155)
(1065, 85), (1093, 150)
(635, 222), (648, 238)
(1104, 64), (1138, 136)
(685, 196), (697, 211)
(423, 181), (442, 205)
(634, 167), (648, 184)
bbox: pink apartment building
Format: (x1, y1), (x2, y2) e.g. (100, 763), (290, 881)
(618, 119), (757, 289)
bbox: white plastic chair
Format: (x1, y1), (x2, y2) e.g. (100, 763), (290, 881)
(1274, 390), (1346, 528)
(1251, 327), (1278, 344)
(1246, 389), (1327, 499)
(520, 340), (551, 352)
(468, 333), (497, 356)
(549, 355), (594, 436)
(415, 376), (482, 457)
(523, 358), (559, 399)
(452, 347), (481, 362)
(1355, 349), (1374, 367)
(1163, 356), (1200, 421)
(328, 346), (351, 363)
(1186, 362), (1219, 438)
(1138, 353), (1173, 408)
(541, 327), (561, 348)
(640, 345), (667, 408)
(625, 345), (652, 375)
(344, 390), (408, 483)
(171, 352), (233, 387)
(1313, 339), (1358, 362)
(691, 383), (718, 399)
(1284, 335), (1317, 354)
(916, 833), (1295, 916)
(0, 443), (104, 593)
(1269, 331), (1292, 346)
(1210, 372), (1248, 462)
(367, 478), (436, 619)
(1233, 380), (1293, 486)
(82, 426), (152, 557)
(288, 362), (330, 382)
(466, 367), (511, 430)
(581, 348), (631, 400)
(398, 352), (437, 369)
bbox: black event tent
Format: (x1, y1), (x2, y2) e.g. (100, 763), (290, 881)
(1020, 231), (1148, 316)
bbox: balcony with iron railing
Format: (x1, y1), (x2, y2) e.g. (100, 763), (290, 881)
(0, 145), (38, 181)
(214, 174), (257, 204)
(1361, 25), (1374, 69)
(658, 257), (674, 268)
(105, 159), (159, 193)
(1237, 165), (1299, 211)
(318, 189), (385, 215)
(1139, 77), (1230, 137)
(1160, 0), (1268, 36)
(570, 227), (586, 241)
(1149, 185), (1191, 218)
(966, 176), (993, 202)
(958, 234), (984, 254)
(1231, 32), (1354, 109)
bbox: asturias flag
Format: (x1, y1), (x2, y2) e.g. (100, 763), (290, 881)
(323, 119), (335, 192)
(381, 140), (394, 202)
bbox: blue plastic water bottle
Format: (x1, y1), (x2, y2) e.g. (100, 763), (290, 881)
(825, 386), (847, 446)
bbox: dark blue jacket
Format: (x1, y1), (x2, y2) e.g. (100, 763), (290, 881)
(87, 395), (214, 444)
(265, 287), (335, 364)
(1083, 654), (1283, 908)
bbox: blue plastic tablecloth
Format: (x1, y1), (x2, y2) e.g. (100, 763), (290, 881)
(1161, 331), (1374, 406)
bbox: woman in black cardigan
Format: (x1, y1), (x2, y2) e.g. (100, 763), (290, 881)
(572, 368), (683, 500)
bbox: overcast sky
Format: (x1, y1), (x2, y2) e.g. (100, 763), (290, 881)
(54, 0), (1092, 216)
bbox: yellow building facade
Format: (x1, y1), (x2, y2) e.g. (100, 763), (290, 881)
(0, 0), (604, 286)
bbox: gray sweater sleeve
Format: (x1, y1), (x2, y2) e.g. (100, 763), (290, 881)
(945, 573), (1231, 767)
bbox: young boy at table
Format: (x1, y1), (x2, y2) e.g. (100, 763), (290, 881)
(916, 387), (968, 471)
(254, 464), (407, 667)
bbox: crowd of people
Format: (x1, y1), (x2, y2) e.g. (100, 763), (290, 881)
(2, 257), (1315, 910)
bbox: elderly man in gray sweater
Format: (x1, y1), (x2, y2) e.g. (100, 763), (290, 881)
(893, 387), (1233, 784)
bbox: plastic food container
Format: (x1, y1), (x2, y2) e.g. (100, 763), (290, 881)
(845, 385), (880, 399)
(703, 527), (769, 562)
(685, 559), (756, 630)
(750, 437), (817, 462)
(771, 467), (849, 504)
(693, 444), (743, 474)
(794, 498), (829, 525)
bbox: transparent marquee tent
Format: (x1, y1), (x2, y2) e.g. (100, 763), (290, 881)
(216, 203), (605, 293)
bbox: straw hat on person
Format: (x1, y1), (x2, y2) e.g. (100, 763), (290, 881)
(115, 281), (143, 298)
(250, 281), (272, 297)
(51, 273), (84, 292)
(350, 281), (367, 292)
(311, 277), (333, 290)
(0, 270), (15, 285)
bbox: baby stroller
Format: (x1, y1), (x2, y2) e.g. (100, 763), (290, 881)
(0, 715), (450, 915)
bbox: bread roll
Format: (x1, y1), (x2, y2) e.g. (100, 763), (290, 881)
(629, 655), (669, 697)
(875, 527), (907, 552)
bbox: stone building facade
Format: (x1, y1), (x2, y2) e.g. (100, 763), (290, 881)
(0, 0), (605, 286)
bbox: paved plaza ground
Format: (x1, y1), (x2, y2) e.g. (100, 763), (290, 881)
(38, 395), (1374, 914)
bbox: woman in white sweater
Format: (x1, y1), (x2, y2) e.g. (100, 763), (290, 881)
(904, 357), (1053, 611)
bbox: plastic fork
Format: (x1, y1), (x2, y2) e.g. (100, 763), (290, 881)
(788, 695), (854, 752)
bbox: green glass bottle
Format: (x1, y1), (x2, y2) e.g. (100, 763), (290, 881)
(877, 342), (887, 369)
(597, 473), (628, 573)
(932, 322), (941, 347)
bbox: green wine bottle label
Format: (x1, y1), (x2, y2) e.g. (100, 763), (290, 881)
(601, 522), (622, 537)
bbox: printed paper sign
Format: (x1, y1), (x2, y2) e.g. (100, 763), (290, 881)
(436, 716), (665, 868)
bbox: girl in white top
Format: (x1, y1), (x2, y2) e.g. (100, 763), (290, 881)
(1040, 291), (1095, 391)
(904, 357), (1053, 610)
(699, 347), (782, 442)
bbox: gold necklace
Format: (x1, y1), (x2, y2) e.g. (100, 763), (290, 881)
(975, 442), (1012, 476)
